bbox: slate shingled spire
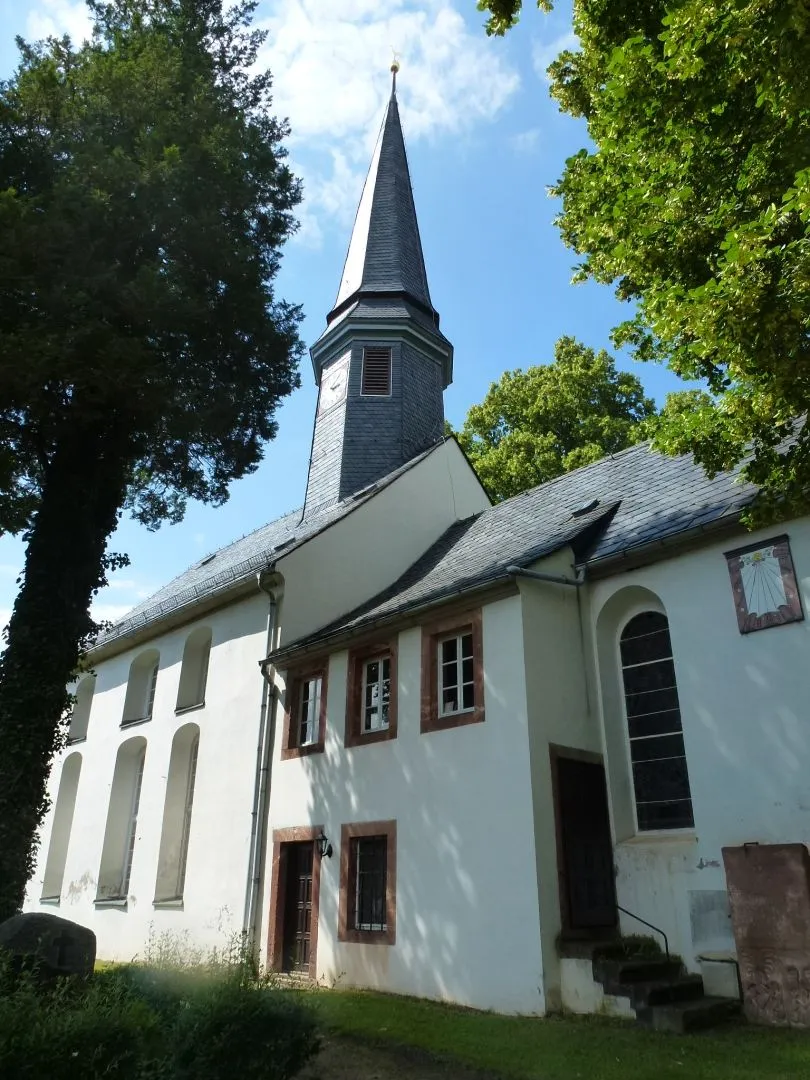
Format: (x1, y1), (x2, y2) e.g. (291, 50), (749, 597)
(328, 65), (437, 327)
(304, 67), (453, 519)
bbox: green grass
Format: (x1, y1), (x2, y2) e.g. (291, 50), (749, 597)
(298, 988), (810, 1080)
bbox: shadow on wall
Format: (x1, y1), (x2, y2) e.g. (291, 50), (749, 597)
(269, 630), (540, 1012)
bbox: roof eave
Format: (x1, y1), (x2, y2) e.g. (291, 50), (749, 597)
(580, 509), (749, 578)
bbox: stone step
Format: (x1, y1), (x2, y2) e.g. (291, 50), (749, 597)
(626, 973), (705, 1009)
(636, 996), (741, 1034)
(593, 956), (683, 988)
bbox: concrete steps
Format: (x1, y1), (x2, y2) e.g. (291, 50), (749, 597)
(636, 995), (742, 1034)
(590, 951), (740, 1033)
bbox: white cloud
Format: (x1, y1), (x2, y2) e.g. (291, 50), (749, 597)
(105, 578), (155, 600)
(509, 127), (541, 154)
(260, 0), (520, 244)
(532, 29), (578, 82)
(91, 602), (137, 625)
(26, 0), (92, 43)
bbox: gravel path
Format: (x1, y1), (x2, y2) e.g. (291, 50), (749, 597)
(299, 1034), (504, 1080)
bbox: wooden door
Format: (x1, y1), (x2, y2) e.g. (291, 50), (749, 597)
(282, 842), (314, 973)
(555, 755), (617, 932)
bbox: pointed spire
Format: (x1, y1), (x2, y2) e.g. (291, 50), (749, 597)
(327, 66), (436, 326)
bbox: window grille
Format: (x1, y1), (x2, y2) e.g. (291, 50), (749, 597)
(352, 836), (387, 931)
(619, 611), (694, 831)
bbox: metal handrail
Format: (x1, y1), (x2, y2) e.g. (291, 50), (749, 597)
(616, 904), (670, 960)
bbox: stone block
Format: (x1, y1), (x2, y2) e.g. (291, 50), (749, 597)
(0, 912), (96, 980)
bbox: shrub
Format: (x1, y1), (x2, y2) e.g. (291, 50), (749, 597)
(0, 948), (319, 1080)
(0, 960), (160, 1080)
(170, 982), (320, 1080)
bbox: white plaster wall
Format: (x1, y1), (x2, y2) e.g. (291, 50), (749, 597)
(590, 517), (810, 970)
(25, 591), (271, 962)
(276, 440), (489, 646)
(264, 595), (545, 1014)
(518, 547), (603, 1007)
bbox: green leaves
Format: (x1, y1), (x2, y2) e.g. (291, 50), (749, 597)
(454, 336), (656, 500)
(480, 0), (810, 523)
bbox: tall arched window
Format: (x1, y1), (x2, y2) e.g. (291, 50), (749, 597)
(154, 725), (200, 903)
(41, 752), (82, 900)
(619, 612), (694, 831)
(68, 675), (95, 743)
(97, 737), (147, 901)
(176, 628), (211, 712)
(122, 650), (160, 726)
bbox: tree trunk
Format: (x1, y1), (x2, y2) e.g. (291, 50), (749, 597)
(0, 420), (131, 921)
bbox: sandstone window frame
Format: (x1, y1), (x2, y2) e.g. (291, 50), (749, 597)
(338, 820), (396, 946)
(345, 639), (398, 748)
(281, 665), (328, 760)
(420, 609), (484, 734)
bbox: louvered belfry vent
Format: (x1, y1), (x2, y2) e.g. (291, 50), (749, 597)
(361, 348), (392, 396)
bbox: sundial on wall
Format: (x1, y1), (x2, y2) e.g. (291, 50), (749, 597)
(725, 535), (804, 634)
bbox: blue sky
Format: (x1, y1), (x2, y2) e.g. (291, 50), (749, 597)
(0, 0), (693, 629)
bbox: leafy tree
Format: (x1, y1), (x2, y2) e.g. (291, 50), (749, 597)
(478, 0), (810, 522)
(0, 0), (302, 918)
(455, 337), (656, 500)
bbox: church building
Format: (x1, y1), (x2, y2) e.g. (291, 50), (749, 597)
(25, 72), (810, 1022)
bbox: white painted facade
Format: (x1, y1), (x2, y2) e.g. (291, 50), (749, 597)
(25, 493), (810, 1012)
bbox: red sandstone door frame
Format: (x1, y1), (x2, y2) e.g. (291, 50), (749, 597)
(267, 825), (323, 979)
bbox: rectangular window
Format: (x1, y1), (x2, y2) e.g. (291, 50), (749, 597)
(438, 632), (475, 716)
(339, 820), (396, 945)
(362, 657), (390, 733)
(361, 347), (392, 396)
(345, 642), (397, 747)
(299, 677), (322, 746)
(353, 837), (387, 931)
(421, 612), (484, 733)
(282, 667), (328, 759)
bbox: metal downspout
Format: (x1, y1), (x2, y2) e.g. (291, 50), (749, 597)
(242, 570), (282, 951)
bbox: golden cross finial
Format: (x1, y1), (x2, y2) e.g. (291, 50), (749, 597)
(390, 50), (401, 97)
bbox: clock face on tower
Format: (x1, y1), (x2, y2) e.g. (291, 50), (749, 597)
(318, 353), (350, 414)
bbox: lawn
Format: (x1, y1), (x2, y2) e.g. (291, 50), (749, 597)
(301, 988), (810, 1080)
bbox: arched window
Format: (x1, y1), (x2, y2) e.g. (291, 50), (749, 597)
(619, 612), (694, 831)
(68, 675), (95, 742)
(41, 752), (82, 901)
(97, 737), (147, 901)
(122, 650), (160, 726)
(154, 725), (200, 903)
(176, 628), (211, 712)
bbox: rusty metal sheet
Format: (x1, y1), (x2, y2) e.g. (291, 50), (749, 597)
(722, 843), (810, 1027)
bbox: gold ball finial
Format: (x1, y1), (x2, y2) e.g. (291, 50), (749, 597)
(390, 60), (400, 74)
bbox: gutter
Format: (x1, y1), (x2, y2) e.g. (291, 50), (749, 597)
(242, 569), (284, 951)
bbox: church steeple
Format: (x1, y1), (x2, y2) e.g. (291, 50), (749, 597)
(328, 64), (436, 328)
(303, 68), (453, 519)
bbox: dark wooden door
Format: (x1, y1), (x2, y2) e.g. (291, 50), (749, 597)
(556, 756), (617, 932)
(282, 842), (314, 973)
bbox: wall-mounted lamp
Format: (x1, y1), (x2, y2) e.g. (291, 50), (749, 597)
(316, 830), (333, 859)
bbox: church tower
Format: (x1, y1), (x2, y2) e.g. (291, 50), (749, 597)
(303, 66), (453, 517)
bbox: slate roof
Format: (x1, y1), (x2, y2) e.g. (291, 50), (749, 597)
(97, 441), (444, 649)
(327, 83), (437, 326)
(273, 441), (757, 658)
